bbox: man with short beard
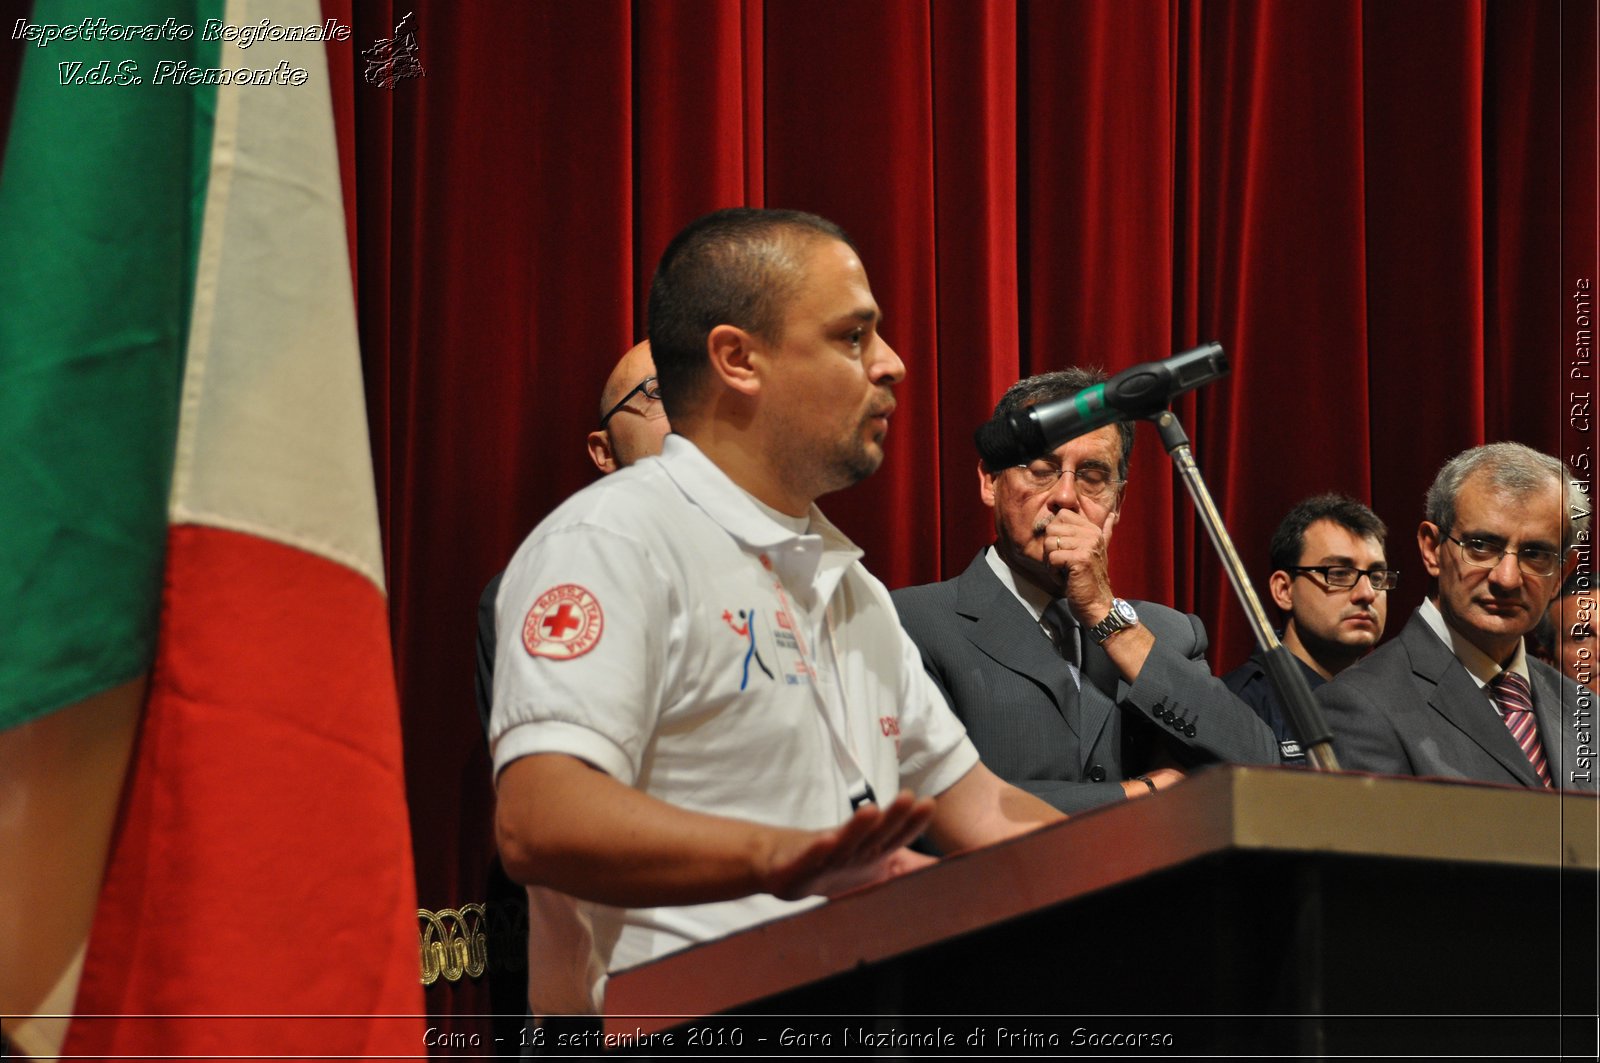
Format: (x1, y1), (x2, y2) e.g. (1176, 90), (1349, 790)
(490, 208), (1064, 1021)
(1225, 494), (1394, 764)
(893, 369), (1279, 815)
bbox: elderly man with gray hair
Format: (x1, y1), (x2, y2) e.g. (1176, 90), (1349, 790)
(1317, 442), (1595, 791)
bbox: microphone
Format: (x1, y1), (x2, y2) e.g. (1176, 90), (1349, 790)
(974, 342), (1229, 468)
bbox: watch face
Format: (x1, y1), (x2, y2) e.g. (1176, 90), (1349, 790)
(1114, 599), (1138, 623)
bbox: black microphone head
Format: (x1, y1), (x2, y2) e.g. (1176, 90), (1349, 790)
(974, 408), (1044, 470)
(975, 345), (1227, 473)
(974, 416), (1017, 470)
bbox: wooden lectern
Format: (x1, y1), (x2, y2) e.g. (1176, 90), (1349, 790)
(605, 767), (1599, 1056)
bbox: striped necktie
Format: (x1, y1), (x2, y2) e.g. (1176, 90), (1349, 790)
(1489, 670), (1552, 789)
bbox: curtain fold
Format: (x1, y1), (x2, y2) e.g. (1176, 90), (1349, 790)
(1364, 0), (1487, 640)
(1194, 0), (1375, 660)
(931, 0), (1020, 577)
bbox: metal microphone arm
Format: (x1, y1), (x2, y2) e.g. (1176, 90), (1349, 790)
(1145, 409), (1340, 772)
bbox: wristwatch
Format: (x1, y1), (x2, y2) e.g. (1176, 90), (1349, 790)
(1087, 598), (1139, 644)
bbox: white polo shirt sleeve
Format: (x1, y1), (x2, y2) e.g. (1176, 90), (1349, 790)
(490, 521), (673, 783)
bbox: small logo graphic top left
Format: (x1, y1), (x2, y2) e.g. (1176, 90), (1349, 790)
(362, 10), (424, 88)
(522, 584), (604, 660)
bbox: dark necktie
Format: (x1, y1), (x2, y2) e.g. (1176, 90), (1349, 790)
(1490, 670), (1552, 789)
(1042, 600), (1080, 670)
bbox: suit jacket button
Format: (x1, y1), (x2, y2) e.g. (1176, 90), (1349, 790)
(1088, 765), (1107, 782)
(1185, 724), (1197, 737)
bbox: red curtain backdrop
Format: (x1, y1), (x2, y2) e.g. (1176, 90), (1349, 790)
(340, 0), (1594, 1034)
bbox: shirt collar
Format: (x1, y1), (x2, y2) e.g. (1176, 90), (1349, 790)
(1417, 597), (1530, 689)
(984, 544), (1074, 628)
(657, 435), (863, 597)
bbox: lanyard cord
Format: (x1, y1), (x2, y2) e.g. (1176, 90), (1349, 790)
(761, 554), (877, 809)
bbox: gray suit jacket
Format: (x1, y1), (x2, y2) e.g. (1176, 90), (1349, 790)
(1317, 609), (1597, 791)
(892, 551), (1280, 813)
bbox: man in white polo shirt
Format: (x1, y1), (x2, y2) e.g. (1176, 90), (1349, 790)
(490, 208), (1063, 1019)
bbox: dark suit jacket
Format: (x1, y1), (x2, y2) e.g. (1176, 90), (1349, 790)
(473, 571), (504, 741)
(1223, 649), (1322, 765)
(892, 551), (1281, 813)
(1317, 609), (1597, 791)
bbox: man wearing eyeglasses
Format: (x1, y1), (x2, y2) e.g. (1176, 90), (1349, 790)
(1224, 494), (1394, 764)
(893, 369), (1279, 815)
(585, 340), (669, 474)
(1317, 442), (1595, 791)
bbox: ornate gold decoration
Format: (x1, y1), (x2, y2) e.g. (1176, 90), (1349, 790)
(418, 904), (487, 985)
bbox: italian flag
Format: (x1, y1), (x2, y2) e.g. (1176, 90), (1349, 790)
(0, 0), (423, 1057)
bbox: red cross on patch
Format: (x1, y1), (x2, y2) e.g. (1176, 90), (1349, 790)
(543, 604), (582, 639)
(522, 584), (604, 660)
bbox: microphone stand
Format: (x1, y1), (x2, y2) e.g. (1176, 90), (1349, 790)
(1145, 409), (1340, 771)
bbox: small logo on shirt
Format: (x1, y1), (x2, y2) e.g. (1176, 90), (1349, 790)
(722, 608), (774, 689)
(522, 584), (603, 660)
(880, 715), (901, 752)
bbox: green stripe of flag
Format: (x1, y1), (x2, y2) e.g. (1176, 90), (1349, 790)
(0, 0), (222, 728)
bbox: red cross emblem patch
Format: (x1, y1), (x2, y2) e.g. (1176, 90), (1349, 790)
(522, 584), (604, 660)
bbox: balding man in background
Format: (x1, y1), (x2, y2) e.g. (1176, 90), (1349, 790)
(585, 340), (669, 473)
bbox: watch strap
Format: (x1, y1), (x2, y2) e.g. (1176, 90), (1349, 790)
(1088, 598), (1137, 644)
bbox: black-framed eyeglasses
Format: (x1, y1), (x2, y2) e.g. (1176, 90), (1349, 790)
(1444, 533), (1564, 578)
(1290, 565), (1400, 591)
(598, 376), (662, 429)
(1010, 460), (1125, 501)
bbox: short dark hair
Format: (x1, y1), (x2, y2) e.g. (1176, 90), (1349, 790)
(982, 368), (1135, 479)
(646, 207), (853, 422)
(1424, 442), (1591, 550)
(1269, 493), (1388, 573)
